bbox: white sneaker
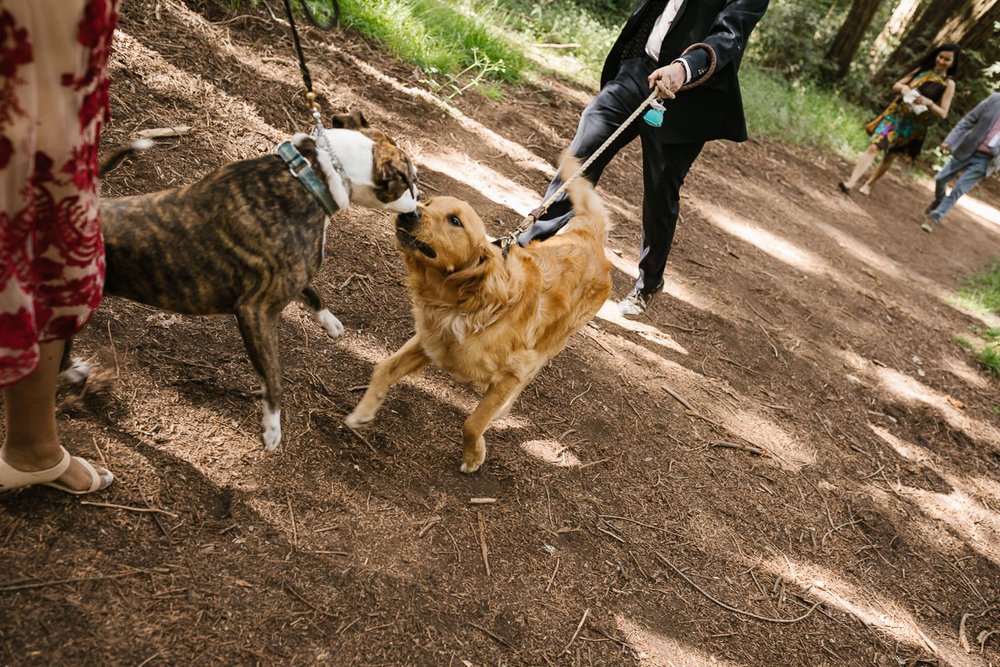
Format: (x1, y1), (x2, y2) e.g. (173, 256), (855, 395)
(618, 287), (657, 317)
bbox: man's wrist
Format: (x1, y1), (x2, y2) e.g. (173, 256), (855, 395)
(672, 58), (692, 83)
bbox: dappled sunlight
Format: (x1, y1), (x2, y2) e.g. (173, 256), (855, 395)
(522, 54), (597, 103)
(869, 426), (1000, 507)
(615, 615), (746, 667)
(940, 354), (992, 389)
(701, 204), (833, 276)
(519, 439), (582, 468)
(604, 250), (723, 316)
(336, 335), (533, 431)
(943, 298), (1000, 330)
(794, 179), (878, 222)
(113, 31), (282, 153)
(588, 333), (813, 469)
(868, 425), (1000, 565)
(331, 46), (554, 176)
(595, 301), (687, 354)
(869, 424), (928, 465)
(956, 194), (1000, 233)
(908, 485), (1000, 566)
(838, 349), (1000, 450)
(418, 150), (542, 215)
(759, 557), (983, 666)
(810, 219), (906, 281)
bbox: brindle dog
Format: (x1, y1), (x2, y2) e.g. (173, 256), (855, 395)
(85, 112), (417, 452)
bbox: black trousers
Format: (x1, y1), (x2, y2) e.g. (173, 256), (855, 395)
(519, 57), (704, 294)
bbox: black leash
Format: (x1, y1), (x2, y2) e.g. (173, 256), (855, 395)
(281, 0), (338, 108)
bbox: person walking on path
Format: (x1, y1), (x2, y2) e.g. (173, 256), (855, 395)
(923, 91), (1000, 233)
(0, 0), (119, 494)
(840, 44), (959, 196)
(518, 0), (769, 318)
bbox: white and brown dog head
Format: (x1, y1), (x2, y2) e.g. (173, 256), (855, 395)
(290, 110), (418, 214)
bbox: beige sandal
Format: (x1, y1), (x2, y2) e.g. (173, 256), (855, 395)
(0, 447), (113, 495)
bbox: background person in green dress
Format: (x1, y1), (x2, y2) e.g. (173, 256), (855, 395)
(839, 44), (959, 196)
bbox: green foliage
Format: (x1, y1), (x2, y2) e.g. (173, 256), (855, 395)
(746, 0), (843, 82)
(955, 262), (1000, 317)
(741, 68), (869, 157)
(980, 338), (1000, 376)
(487, 1), (622, 80)
(954, 264), (1000, 376)
(337, 0), (524, 82)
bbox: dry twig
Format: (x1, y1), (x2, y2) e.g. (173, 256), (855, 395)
(477, 511), (491, 577)
(468, 621), (512, 648)
(657, 553), (821, 624)
(561, 608), (590, 654)
(79, 501), (178, 517)
(545, 557), (560, 593)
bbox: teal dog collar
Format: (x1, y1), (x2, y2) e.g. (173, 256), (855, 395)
(276, 141), (340, 215)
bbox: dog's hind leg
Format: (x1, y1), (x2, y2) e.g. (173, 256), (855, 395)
(236, 307), (284, 452)
(297, 285), (344, 339)
(57, 337), (90, 387)
(345, 335), (429, 429)
(460, 374), (531, 474)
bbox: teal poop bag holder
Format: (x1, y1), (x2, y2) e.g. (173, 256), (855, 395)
(643, 97), (666, 127)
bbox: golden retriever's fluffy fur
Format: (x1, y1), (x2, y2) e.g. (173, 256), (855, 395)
(346, 156), (612, 472)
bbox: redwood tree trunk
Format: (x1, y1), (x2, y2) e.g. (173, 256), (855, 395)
(954, 0), (1000, 51)
(825, 0), (885, 82)
(875, 0), (965, 81)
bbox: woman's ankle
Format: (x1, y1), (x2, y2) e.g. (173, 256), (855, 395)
(1, 441), (64, 472)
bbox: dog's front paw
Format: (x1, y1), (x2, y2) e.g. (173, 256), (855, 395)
(316, 309), (345, 339)
(344, 409), (373, 430)
(261, 408), (282, 452)
(459, 437), (486, 474)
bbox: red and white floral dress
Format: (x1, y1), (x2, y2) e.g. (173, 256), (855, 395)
(0, 0), (118, 387)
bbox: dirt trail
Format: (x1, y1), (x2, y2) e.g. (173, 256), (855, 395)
(2, 1), (999, 665)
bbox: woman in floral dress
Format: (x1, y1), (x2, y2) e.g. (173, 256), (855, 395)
(0, 0), (118, 494)
(839, 44), (959, 196)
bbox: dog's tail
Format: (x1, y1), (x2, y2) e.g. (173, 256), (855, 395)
(99, 138), (154, 177)
(560, 151), (609, 243)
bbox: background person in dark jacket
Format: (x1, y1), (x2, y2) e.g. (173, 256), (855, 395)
(519, 0), (769, 317)
(923, 91), (1000, 233)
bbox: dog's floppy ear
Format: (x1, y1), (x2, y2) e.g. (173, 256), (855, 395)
(444, 244), (509, 307)
(376, 152), (416, 200)
(329, 110), (369, 129)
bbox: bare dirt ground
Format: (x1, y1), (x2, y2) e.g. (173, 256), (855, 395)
(3, 2), (1000, 665)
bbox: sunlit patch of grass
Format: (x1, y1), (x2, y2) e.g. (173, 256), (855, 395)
(741, 67), (869, 157)
(952, 263), (1000, 376)
(979, 335), (1000, 376)
(338, 0), (523, 83)
(955, 261), (1000, 318)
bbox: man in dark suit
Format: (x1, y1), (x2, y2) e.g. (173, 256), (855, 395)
(520, 0), (769, 316)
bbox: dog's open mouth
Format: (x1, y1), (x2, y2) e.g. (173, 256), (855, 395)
(395, 227), (437, 259)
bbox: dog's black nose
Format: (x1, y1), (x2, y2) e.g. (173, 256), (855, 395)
(396, 209), (420, 231)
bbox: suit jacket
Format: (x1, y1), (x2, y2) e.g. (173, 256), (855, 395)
(603, 0), (769, 143)
(944, 92), (1000, 176)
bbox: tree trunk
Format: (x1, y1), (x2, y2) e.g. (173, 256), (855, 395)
(936, 0), (999, 43)
(870, 0), (923, 64)
(875, 0), (965, 81)
(824, 0), (885, 82)
(954, 0), (1000, 50)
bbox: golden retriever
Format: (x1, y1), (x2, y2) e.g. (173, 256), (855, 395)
(346, 156), (612, 472)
